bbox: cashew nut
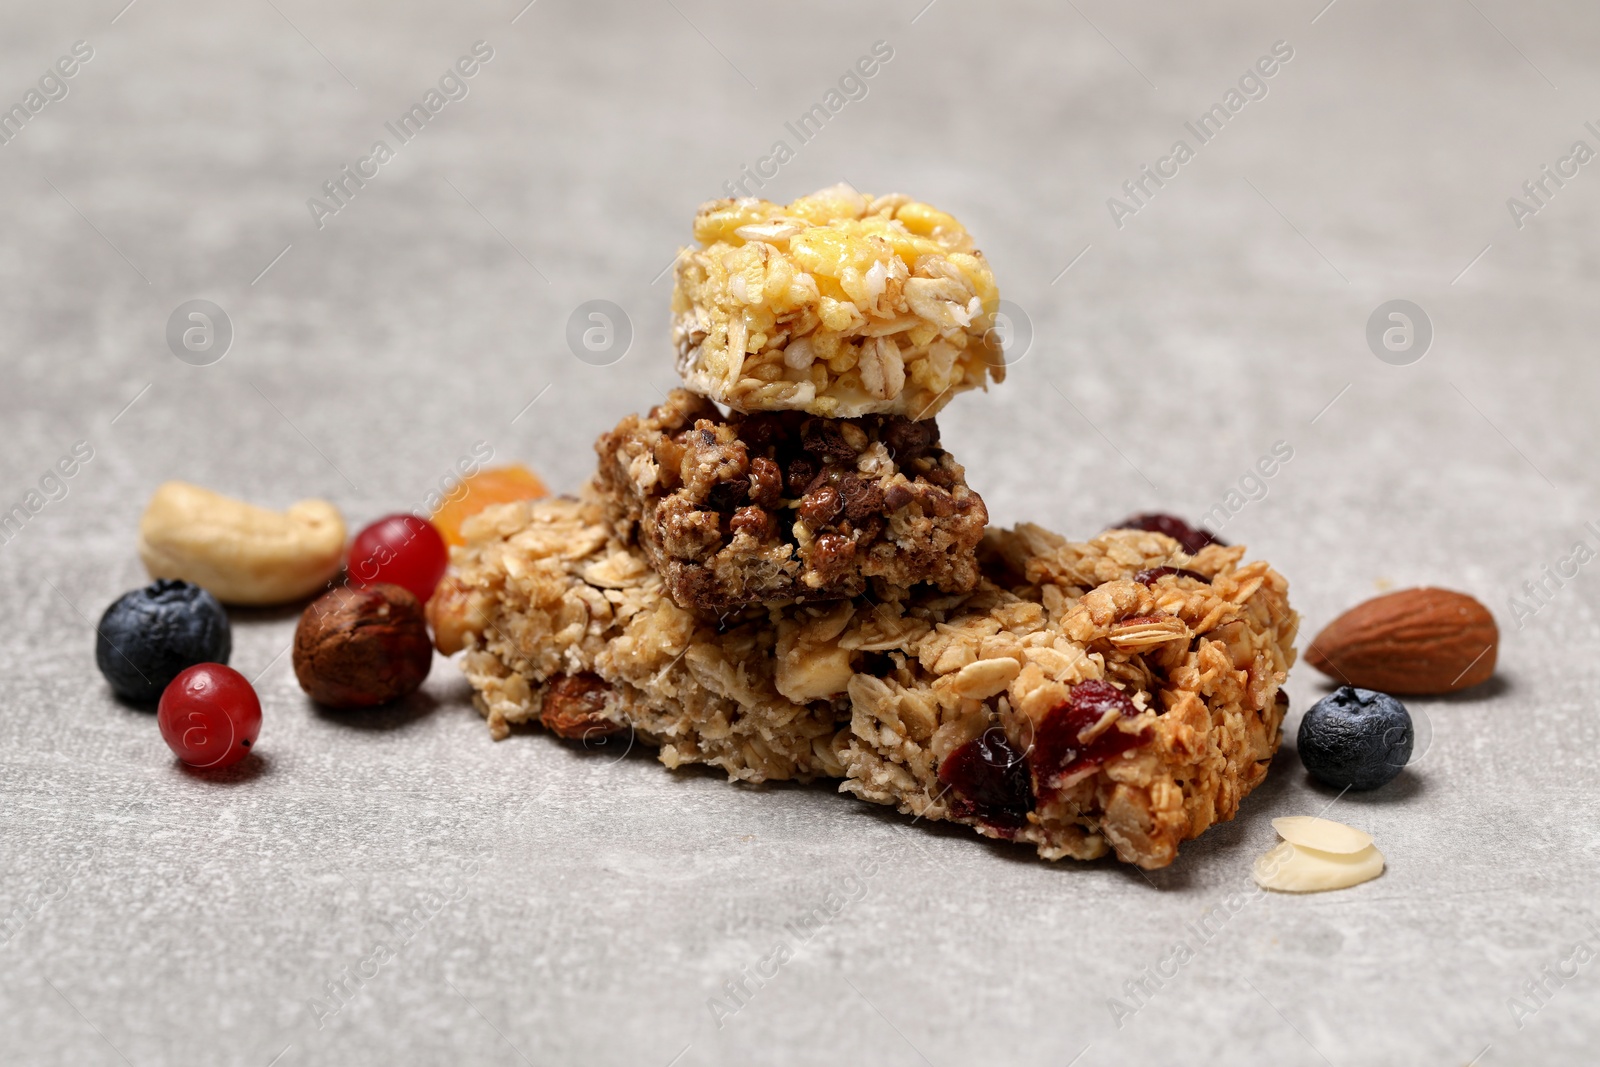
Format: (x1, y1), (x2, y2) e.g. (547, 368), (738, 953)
(137, 481), (346, 605)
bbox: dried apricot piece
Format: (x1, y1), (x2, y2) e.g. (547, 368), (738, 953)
(431, 465), (548, 545)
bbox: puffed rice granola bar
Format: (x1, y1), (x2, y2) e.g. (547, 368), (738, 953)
(672, 184), (1004, 418)
(435, 495), (1298, 869)
(594, 389), (987, 614)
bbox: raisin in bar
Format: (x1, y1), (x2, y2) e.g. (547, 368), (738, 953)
(436, 496), (1298, 869)
(594, 388), (987, 614)
(672, 184), (1004, 418)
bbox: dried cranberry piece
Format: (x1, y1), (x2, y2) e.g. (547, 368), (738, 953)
(937, 727), (1033, 833)
(1113, 513), (1225, 555)
(1132, 566), (1210, 586)
(1029, 680), (1150, 802)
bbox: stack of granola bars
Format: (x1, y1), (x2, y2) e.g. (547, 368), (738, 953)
(430, 185), (1298, 869)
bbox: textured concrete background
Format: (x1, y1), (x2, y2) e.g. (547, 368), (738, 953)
(4, 0), (1599, 1064)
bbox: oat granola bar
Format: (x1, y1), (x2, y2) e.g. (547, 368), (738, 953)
(672, 184), (1004, 418)
(594, 389), (987, 614)
(437, 497), (1297, 869)
(430, 493), (845, 782)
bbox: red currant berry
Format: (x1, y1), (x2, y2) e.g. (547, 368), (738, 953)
(348, 514), (448, 602)
(157, 664), (262, 769)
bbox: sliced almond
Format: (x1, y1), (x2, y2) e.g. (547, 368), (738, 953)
(1271, 816), (1374, 855)
(1253, 840), (1385, 893)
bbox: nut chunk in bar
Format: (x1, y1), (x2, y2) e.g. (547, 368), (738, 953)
(672, 183), (1004, 418)
(595, 389), (987, 614)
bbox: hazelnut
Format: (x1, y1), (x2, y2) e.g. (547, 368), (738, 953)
(293, 583), (432, 708)
(427, 575), (489, 656)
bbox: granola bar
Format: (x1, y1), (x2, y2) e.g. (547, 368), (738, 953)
(843, 524), (1298, 868)
(672, 184), (1004, 418)
(438, 497), (1298, 869)
(432, 493), (845, 782)
(594, 389), (987, 614)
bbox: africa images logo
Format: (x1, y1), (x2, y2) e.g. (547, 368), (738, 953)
(306, 42), (495, 230)
(0, 41), (94, 147)
(1106, 40), (1294, 228)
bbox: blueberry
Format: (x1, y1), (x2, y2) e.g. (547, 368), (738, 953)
(95, 580), (232, 704)
(1297, 686), (1413, 790)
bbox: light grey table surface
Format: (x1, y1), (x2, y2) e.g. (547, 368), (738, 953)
(4, 1), (1598, 1064)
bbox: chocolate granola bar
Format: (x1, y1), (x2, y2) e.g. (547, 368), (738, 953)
(437, 495), (1298, 869)
(594, 389), (987, 614)
(672, 184), (1004, 418)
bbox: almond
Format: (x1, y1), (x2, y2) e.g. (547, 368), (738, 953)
(1306, 587), (1497, 694)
